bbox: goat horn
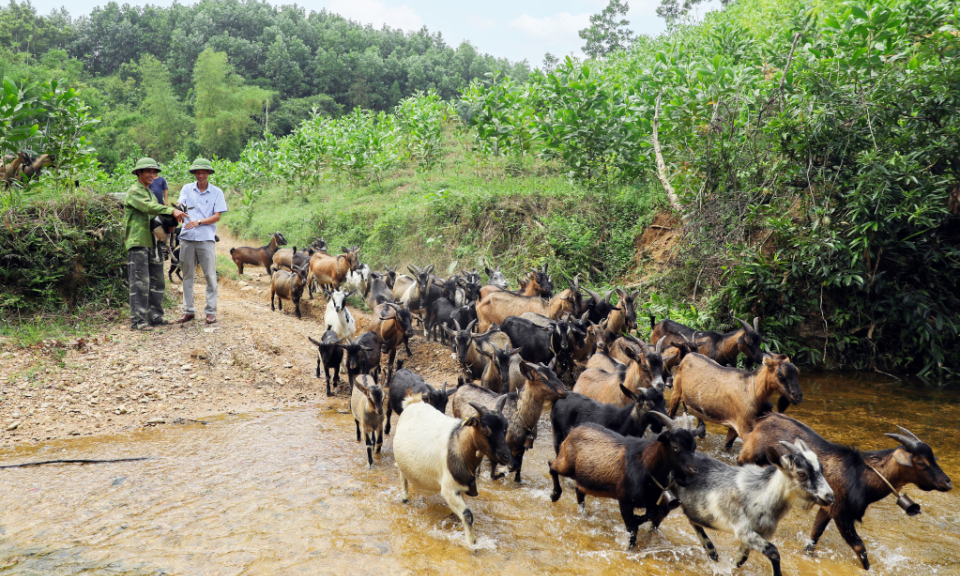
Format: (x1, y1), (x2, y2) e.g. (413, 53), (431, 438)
(453, 319), (462, 333)
(604, 289), (615, 303)
(753, 316), (760, 332)
(885, 432), (921, 451)
(585, 289), (602, 302)
(467, 401), (489, 417)
(648, 411), (679, 432)
(897, 425), (923, 443)
(655, 335), (666, 354)
(466, 319), (477, 333)
(778, 440), (801, 456)
(441, 381), (447, 394)
(732, 316), (752, 332)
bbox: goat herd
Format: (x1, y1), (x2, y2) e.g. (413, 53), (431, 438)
(227, 236), (953, 575)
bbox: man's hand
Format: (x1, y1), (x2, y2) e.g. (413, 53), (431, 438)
(184, 220), (201, 230)
(172, 209), (186, 223)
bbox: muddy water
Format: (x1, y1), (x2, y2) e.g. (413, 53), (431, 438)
(1, 372), (959, 575)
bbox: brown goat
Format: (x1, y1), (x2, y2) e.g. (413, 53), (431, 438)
(478, 268), (549, 301)
(231, 232), (287, 275)
(269, 263), (309, 319)
(1, 152), (29, 185)
(605, 288), (640, 335)
(475, 290), (575, 332)
(369, 302), (420, 384)
(669, 353), (803, 450)
(651, 316), (764, 368)
(573, 345), (648, 408)
(307, 245), (361, 299)
(738, 415), (953, 570)
(17, 153), (54, 182)
(272, 238), (326, 270)
(453, 361), (569, 481)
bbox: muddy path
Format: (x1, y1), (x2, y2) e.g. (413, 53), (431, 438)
(0, 233), (463, 446)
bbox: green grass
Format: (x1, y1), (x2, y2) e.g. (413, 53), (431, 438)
(221, 137), (667, 287)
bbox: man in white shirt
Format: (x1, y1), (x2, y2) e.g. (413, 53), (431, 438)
(176, 158), (228, 324)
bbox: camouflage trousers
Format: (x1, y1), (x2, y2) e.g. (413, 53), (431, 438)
(128, 247), (165, 328)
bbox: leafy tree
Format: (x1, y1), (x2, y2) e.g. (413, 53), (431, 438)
(268, 94), (342, 136)
(579, 0), (636, 59)
(192, 48), (271, 159)
(129, 55), (193, 162)
(656, 0), (733, 24)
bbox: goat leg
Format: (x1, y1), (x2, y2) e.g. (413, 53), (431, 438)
(549, 468), (563, 502)
(512, 449), (526, 483)
(836, 517), (870, 570)
(723, 428), (739, 451)
(806, 508), (831, 553)
(692, 524), (719, 561)
(619, 499), (640, 550)
(576, 488), (587, 515)
(355, 419), (361, 442)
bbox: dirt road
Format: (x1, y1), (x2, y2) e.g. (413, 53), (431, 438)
(0, 235), (462, 446)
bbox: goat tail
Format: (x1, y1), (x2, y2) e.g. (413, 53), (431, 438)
(649, 315), (656, 329)
(396, 359), (404, 371)
(230, 247), (236, 255)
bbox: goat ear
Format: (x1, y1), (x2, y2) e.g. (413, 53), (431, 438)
(766, 446), (785, 468)
(346, 289), (357, 298)
(519, 361), (537, 380)
(354, 380), (369, 394)
(462, 416), (479, 428)
(308, 336), (322, 347)
(619, 383), (639, 402)
(893, 448), (914, 467)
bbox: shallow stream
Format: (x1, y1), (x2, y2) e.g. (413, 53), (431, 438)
(1, 372), (958, 575)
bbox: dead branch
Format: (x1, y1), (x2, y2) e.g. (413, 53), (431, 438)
(652, 93), (683, 212)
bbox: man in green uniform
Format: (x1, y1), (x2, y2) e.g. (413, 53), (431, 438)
(124, 158), (185, 330)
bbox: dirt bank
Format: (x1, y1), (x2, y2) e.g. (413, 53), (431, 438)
(0, 235), (464, 447)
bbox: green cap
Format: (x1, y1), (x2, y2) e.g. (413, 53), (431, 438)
(131, 157), (161, 175)
(188, 158), (215, 174)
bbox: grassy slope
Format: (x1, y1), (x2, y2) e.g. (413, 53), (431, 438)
(221, 132), (667, 289)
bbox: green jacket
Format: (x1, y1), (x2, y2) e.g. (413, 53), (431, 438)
(124, 180), (175, 251)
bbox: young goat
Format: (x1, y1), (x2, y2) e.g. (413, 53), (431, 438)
(230, 232), (287, 275)
(452, 361), (569, 482)
(549, 413), (698, 549)
(669, 353), (803, 450)
(394, 397), (511, 545)
(384, 361), (453, 435)
(677, 439), (835, 576)
(269, 263), (309, 319)
(323, 288), (357, 340)
(341, 263), (370, 296)
(738, 414), (952, 570)
(477, 344), (523, 393)
(350, 375), (385, 467)
(308, 330), (344, 396)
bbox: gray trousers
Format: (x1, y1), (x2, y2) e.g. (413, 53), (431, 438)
(128, 247), (165, 327)
(180, 240), (218, 315)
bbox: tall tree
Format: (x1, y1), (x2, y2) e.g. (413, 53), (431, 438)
(129, 54), (193, 162)
(192, 48), (271, 159)
(579, 0), (636, 59)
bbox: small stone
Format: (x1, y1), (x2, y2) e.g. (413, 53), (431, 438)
(146, 418), (165, 424)
(203, 328), (218, 333)
(181, 364), (193, 371)
(283, 363), (293, 369)
(5, 421), (20, 431)
(241, 286), (255, 292)
(238, 281), (248, 287)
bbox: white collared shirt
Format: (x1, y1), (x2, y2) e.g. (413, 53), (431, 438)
(177, 182), (228, 242)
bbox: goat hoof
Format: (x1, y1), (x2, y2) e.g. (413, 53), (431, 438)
(708, 552), (719, 562)
(550, 491), (561, 503)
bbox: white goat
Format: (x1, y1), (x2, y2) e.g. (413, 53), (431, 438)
(350, 375), (385, 467)
(323, 288), (356, 340)
(393, 396), (512, 545)
(341, 263), (370, 296)
(676, 439), (835, 576)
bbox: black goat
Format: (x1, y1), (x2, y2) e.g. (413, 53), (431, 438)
(308, 330), (344, 396)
